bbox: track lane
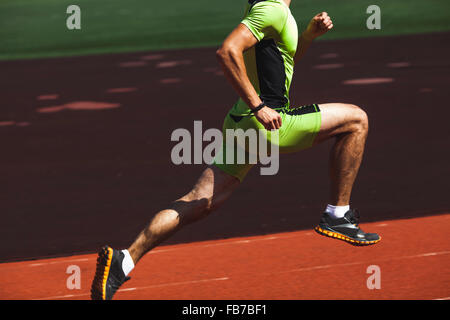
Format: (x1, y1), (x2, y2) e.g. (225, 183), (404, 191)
(1, 214), (448, 300)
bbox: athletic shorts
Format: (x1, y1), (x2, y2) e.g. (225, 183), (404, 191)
(212, 104), (321, 182)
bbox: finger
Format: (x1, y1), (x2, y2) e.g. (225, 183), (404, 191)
(322, 17), (331, 25)
(271, 120), (278, 130)
(274, 119), (280, 130)
(315, 12), (325, 21)
(277, 116), (282, 128)
(321, 20), (330, 28)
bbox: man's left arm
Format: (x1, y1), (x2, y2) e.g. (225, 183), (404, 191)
(294, 12), (333, 64)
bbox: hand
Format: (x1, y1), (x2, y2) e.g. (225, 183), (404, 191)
(254, 106), (282, 130)
(303, 12), (334, 41)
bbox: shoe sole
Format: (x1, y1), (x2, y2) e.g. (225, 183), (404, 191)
(90, 246), (113, 300)
(314, 226), (381, 246)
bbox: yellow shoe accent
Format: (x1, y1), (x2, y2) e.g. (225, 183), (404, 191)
(314, 226), (381, 246)
(91, 246), (114, 300)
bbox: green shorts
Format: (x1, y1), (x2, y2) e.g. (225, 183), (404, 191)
(212, 104), (321, 182)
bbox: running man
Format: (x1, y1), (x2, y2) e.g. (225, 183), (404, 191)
(91, 0), (380, 300)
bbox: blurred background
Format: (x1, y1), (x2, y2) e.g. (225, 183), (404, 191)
(0, 0), (449, 265)
(1, 0), (450, 60)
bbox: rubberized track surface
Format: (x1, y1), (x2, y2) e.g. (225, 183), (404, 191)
(1, 214), (449, 299)
(0, 33), (449, 299)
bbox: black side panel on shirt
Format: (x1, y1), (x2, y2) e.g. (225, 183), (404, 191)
(254, 39), (288, 108)
(248, 0), (267, 8)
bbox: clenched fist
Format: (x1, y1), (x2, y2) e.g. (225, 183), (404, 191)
(254, 106), (282, 130)
(303, 12), (334, 40)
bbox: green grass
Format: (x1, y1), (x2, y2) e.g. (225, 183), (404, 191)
(0, 0), (449, 60)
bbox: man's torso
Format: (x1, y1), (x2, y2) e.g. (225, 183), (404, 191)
(232, 0), (298, 115)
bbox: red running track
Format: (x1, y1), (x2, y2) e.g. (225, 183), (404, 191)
(0, 214), (449, 300)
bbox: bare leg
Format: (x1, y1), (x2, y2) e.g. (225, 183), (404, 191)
(313, 103), (369, 206)
(127, 166), (240, 264)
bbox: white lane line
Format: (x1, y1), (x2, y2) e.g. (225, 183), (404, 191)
(420, 253), (438, 257)
(25, 250), (450, 300)
(8, 237), (272, 267)
(119, 288), (137, 292)
(148, 248), (178, 254)
(29, 258), (89, 267)
(200, 234), (303, 248)
(405, 251), (450, 258)
(16, 234), (298, 267)
(32, 277), (229, 300)
(276, 261), (364, 274)
(202, 237), (280, 248)
(117, 277), (229, 292)
(271, 251), (450, 276)
(33, 294), (78, 300)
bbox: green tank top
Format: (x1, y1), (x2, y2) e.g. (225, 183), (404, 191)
(231, 0), (298, 116)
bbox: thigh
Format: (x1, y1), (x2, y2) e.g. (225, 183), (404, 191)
(313, 103), (367, 145)
(277, 104), (322, 153)
(212, 113), (259, 182)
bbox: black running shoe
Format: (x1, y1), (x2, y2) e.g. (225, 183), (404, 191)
(90, 246), (130, 300)
(314, 209), (381, 246)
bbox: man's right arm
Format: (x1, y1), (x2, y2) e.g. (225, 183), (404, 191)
(216, 24), (282, 130)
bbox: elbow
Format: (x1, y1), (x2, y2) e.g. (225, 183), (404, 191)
(215, 47), (224, 62)
(216, 46), (228, 62)
(216, 45), (239, 63)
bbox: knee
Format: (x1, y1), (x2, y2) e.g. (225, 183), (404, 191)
(191, 188), (214, 215)
(351, 105), (369, 134)
(189, 196), (214, 223)
(197, 195), (214, 217)
(175, 192), (214, 224)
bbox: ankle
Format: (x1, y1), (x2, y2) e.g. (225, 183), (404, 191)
(325, 204), (349, 219)
(121, 249), (135, 277)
